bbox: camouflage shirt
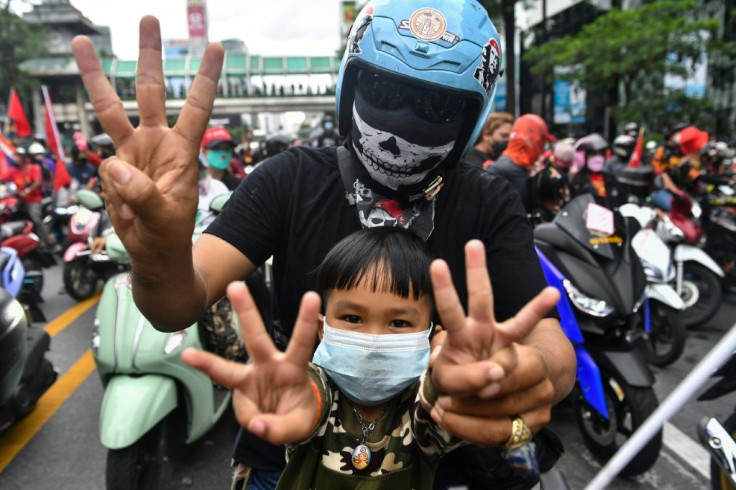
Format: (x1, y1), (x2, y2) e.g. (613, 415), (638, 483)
(275, 364), (465, 490)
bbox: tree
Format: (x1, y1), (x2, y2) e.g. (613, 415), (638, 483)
(0, 1), (47, 115)
(524, 0), (720, 134)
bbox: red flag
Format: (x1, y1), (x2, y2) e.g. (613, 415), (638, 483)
(42, 86), (65, 159)
(7, 88), (31, 138)
(628, 127), (645, 168)
(53, 157), (71, 191)
(0, 134), (16, 180)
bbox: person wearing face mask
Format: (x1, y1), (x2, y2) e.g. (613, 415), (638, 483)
(183, 226), (560, 489)
(201, 126), (242, 191)
(72, 2), (576, 489)
(66, 146), (98, 191)
(486, 113), (557, 210)
(570, 133), (618, 206)
(464, 111), (513, 168)
(315, 115), (341, 148)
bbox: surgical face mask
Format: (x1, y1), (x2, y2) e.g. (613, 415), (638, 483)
(587, 155), (605, 172)
(312, 321), (431, 406)
(206, 149), (231, 170)
(324, 121), (334, 131)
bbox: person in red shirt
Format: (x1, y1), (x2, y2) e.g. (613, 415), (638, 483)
(9, 148), (49, 245)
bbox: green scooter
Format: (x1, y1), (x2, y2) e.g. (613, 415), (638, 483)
(93, 195), (236, 490)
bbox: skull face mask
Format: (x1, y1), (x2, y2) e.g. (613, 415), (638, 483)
(350, 86), (463, 191)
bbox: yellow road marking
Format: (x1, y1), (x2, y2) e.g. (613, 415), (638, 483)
(44, 292), (101, 338)
(0, 350), (96, 473)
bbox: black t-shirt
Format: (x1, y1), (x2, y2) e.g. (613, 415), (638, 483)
(463, 147), (492, 168)
(207, 145), (547, 332)
(486, 155), (532, 211)
(205, 145), (550, 475)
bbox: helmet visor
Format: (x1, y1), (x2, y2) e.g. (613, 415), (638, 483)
(356, 69), (467, 124)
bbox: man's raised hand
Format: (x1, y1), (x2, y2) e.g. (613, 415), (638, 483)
(72, 16), (223, 259)
(428, 240), (561, 445)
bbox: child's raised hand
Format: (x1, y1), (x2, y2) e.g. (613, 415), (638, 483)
(428, 240), (561, 445)
(181, 282), (321, 446)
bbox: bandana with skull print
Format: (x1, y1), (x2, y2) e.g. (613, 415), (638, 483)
(350, 87), (463, 191)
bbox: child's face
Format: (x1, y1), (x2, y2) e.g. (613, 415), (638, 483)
(323, 281), (432, 336)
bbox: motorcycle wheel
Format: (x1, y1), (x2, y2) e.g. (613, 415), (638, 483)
(710, 412), (736, 490)
(21, 257), (44, 296)
(643, 300), (687, 367)
(63, 259), (98, 301)
(105, 421), (167, 490)
(575, 374), (661, 477)
(705, 244), (736, 293)
(679, 262), (723, 327)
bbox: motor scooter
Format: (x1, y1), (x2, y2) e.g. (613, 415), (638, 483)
(0, 220), (55, 321)
(619, 203), (687, 366)
(535, 194), (661, 477)
(62, 190), (123, 301)
(94, 196), (236, 490)
(0, 250), (56, 431)
(659, 193), (725, 326)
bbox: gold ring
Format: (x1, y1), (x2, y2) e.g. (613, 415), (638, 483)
(504, 416), (532, 449)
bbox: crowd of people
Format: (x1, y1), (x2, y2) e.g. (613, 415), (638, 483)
(461, 114), (735, 226)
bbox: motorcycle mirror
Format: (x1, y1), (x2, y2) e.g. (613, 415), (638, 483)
(76, 189), (105, 211)
(209, 193), (231, 214)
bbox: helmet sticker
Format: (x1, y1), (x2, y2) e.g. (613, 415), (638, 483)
(399, 18), (459, 45)
(474, 39), (501, 96)
(406, 8), (447, 42)
(348, 6), (374, 54)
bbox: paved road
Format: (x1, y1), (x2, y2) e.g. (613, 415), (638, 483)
(0, 261), (734, 489)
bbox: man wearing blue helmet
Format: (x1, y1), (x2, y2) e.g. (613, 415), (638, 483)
(72, 1), (575, 488)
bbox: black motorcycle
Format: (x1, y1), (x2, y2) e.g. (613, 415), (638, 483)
(701, 190), (736, 292)
(0, 288), (57, 432)
(535, 193), (661, 477)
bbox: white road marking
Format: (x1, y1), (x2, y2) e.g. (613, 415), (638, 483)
(663, 421), (711, 480)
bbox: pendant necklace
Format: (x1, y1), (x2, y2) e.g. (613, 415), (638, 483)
(349, 403), (387, 470)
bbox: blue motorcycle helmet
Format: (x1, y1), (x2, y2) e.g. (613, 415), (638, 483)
(335, 0), (502, 164)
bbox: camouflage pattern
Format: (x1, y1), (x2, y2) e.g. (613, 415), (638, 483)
(276, 364), (465, 489)
(198, 296), (247, 363)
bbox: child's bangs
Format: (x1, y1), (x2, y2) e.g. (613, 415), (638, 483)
(334, 257), (424, 300)
(316, 228), (435, 302)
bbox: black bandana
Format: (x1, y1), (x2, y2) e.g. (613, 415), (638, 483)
(339, 146), (438, 241)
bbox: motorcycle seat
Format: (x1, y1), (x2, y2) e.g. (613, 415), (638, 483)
(0, 222), (29, 241)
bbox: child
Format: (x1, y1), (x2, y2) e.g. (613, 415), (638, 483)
(182, 227), (559, 489)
